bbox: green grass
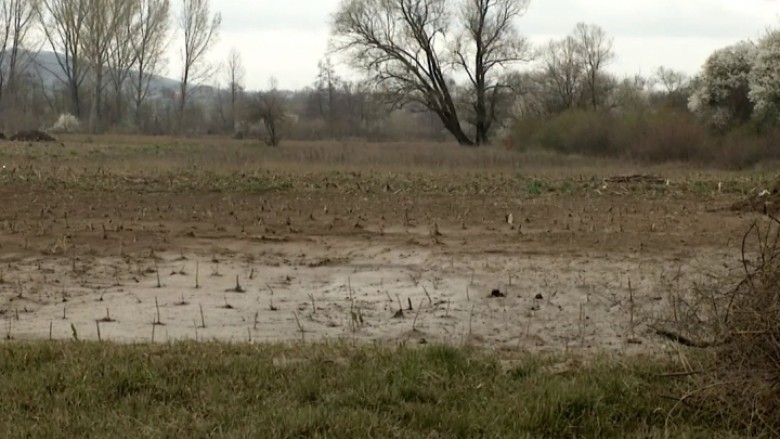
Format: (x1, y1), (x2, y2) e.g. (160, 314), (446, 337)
(0, 341), (744, 438)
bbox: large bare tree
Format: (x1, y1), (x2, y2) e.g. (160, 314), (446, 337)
(453, 0), (531, 144)
(0, 0), (36, 110)
(106, 0), (141, 126)
(36, 0), (89, 117)
(177, 0), (220, 130)
(225, 47), (243, 131)
(572, 22), (613, 109)
(129, 0), (170, 128)
(541, 36), (582, 112)
(82, 0), (136, 132)
(332, 0), (530, 145)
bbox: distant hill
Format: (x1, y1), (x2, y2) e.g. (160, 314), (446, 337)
(28, 50), (181, 92)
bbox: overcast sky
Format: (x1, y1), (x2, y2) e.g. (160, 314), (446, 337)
(178, 0), (780, 90)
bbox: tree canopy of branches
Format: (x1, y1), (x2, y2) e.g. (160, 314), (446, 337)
(332, 0), (531, 146)
(36, 0), (89, 117)
(0, 0), (35, 108)
(246, 77), (287, 147)
(130, 0), (171, 129)
(178, 0), (220, 131)
(534, 23), (614, 114)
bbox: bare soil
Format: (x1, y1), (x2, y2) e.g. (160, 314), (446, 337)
(0, 181), (756, 353)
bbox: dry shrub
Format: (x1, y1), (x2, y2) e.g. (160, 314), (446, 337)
(627, 110), (711, 163)
(671, 218), (780, 435)
(513, 110), (617, 156)
(715, 126), (780, 170)
(509, 108), (780, 168)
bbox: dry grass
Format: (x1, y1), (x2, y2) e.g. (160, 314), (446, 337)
(0, 135), (775, 198)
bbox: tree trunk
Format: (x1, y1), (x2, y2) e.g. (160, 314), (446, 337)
(440, 115), (474, 146)
(70, 80), (82, 118)
(89, 68), (104, 133)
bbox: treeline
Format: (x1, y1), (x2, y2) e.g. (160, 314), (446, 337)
(0, 0), (448, 142)
(4, 0), (780, 167)
(0, 0), (227, 136)
(502, 24), (780, 168)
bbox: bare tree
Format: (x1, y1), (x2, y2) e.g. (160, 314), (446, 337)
(541, 36), (583, 111)
(0, 0), (36, 111)
(36, 0), (89, 117)
(248, 77), (287, 147)
(82, 0), (136, 133)
(106, 0), (141, 126)
(332, 0), (530, 146)
(453, 0), (531, 144)
(314, 57), (340, 128)
(225, 47), (243, 132)
(129, 0), (170, 128)
(572, 22), (613, 109)
(654, 66), (688, 95)
(178, 0), (220, 130)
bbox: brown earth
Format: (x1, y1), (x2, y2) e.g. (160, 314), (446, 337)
(0, 180), (757, 353)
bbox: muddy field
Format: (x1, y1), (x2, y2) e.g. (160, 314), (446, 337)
(0, 139), (770, 352)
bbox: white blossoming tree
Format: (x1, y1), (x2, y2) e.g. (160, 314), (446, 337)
(688, 41), (755, 130)
(748, 31), (780, 126)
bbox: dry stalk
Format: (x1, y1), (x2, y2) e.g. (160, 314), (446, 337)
(412, 298), (425, 331)
(422, 285), (433, 307)
(308, 293), (316, 315)
(293, 311), (305, 342)
(154, 259), (161, 288)
(267, 284), (278, 311)
(154, 297), (163, 325)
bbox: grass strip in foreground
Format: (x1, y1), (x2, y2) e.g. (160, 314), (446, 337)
(0, 341), (740, 438)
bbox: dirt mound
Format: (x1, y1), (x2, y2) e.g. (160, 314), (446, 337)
(731, 179), (780, 215)
(10, 130), (56, 142)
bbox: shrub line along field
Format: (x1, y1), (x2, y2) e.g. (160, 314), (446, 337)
(0, 138), (776, 437)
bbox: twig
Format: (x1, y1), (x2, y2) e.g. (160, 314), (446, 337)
(653, 327), (721, 348)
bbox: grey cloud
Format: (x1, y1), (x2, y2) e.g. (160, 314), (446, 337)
(521, 0), (776, 40)
(220, 0), (339, 32)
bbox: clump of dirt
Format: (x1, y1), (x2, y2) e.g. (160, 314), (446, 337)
(10, 130), (56, 142)
(731, 178), (780, 215)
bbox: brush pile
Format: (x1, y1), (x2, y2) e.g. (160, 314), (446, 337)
(686, 218), (780, 435)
